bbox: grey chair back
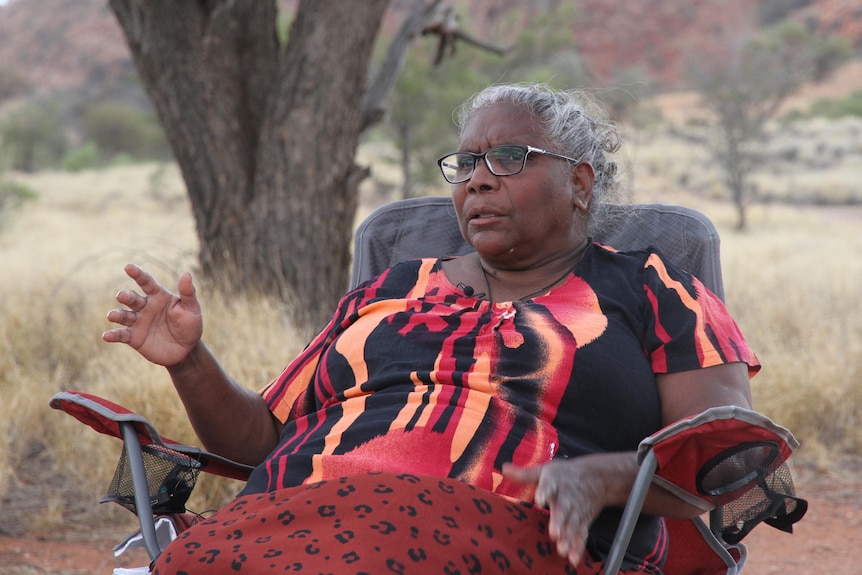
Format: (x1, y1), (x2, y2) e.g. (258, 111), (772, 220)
(351, 196), (724, 301)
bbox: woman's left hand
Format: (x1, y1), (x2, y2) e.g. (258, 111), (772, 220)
(503, 452), (637, 567)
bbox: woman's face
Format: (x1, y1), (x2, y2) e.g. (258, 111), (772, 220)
(451, 102), (592, 269)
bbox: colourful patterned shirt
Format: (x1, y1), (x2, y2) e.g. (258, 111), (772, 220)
(243, 243), (759, 567)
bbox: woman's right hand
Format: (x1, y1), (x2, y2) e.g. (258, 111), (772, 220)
(103, 263), (203, 367)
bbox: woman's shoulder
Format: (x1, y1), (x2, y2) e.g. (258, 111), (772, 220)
(351, 257), (443, 294)
(581, 242), (690, 293)
(588, 241), (666, 266)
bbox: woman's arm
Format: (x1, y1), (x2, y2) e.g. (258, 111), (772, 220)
(104, 264), (283, 465)
(166, 341), (284, 466)
(504, 361), (753, 567)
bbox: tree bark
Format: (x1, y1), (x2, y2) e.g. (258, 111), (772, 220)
(109, 0), (389, 333)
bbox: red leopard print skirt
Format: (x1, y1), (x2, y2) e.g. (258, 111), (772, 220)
(152, 471), (630, 574)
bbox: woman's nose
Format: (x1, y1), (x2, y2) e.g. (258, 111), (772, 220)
(467, 158), (496, 192)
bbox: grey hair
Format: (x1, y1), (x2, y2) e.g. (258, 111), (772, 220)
(455, 83), (628, 234)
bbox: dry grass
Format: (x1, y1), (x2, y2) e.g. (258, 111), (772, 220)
(719, 203), (862, 465)
(1, 110), (861, 535)
(0, 164), (303, 531)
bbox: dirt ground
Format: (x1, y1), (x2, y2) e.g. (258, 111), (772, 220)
(1, 460), (859, 575)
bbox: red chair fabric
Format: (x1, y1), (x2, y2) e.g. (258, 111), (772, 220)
(50, 390), (253, 481)
(605, 406), (807, 575)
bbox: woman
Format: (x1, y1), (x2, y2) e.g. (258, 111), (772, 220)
(104, 84), (757, 574)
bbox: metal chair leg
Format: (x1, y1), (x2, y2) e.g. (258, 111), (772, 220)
(119, 422), (163, 562)
(604, 451), (658, 575)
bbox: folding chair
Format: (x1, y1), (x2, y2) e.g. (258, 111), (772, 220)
(51, 197), (805, 573)
(49, 391), (253, 563)
(351, 196), (725, 300)
(603, 406), (807, 575)
(353, 197), (808, 573)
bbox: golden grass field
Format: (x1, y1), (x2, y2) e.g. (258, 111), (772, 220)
(1, 112), (861, 539)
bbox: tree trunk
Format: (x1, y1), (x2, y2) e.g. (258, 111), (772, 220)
(109, 0), (389, 333)
(251, 1), (389, 332)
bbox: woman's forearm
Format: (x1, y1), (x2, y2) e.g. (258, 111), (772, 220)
(166, 341), (282, 466)
(580, 451), (705, 519)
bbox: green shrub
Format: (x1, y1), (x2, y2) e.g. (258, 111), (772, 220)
(0, 179), (37, 227)
(0, 99), (68, 172)
(62, 141), (102, 172)
(809, 90), (862, 119)
(83, 102), (171, 161)
(0, 65), (32, 102)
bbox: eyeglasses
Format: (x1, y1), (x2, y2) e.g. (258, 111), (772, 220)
(436, 144), (581, 184)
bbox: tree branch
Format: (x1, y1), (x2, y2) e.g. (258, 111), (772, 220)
(421, 4), (507, 65)
(362, 0), (443, 131)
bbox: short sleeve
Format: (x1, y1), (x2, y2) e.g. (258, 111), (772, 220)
(641, 250), (760, 375)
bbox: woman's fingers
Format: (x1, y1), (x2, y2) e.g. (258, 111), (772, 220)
(176, 271), (200, 314)
(549, 498), (590, 565)
(504, 460), (601, 568)
(106, 308), (135, 326)
(114, 288), (145, 311)
(124, 263), (165, 297)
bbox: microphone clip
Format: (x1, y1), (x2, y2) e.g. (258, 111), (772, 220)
(457, 282), (486, 299)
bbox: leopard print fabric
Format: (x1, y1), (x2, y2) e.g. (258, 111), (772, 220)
(152, 472), (636, 574)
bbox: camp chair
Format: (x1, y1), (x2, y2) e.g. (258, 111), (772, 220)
(351, 197), (725, 300)
(51, 197), (805, 573)
(49, 390), (254, 564)
(353, 197), (808, 573)
(603, 406), (807, 575)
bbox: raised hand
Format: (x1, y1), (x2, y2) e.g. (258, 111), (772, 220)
(103, 263), (203, 367)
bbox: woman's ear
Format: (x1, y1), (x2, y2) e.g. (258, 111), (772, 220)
(571, 162), (594, 211)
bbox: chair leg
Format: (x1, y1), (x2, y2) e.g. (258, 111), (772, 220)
(604, 451), (658, 575)
(119, 422), (163, 562)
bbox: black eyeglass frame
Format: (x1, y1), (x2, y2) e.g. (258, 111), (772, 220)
(436, 144), (582, 184)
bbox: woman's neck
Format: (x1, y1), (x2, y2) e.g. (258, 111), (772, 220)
(477, 239), (590, 302)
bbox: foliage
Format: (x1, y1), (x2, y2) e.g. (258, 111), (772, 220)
(0, 178), (37, 227)
(0, 98), (170, 173)
(686, 21), (851, 230)
(809, 34), (854, 81)
(384, 1), (648, 198)
(0, 98), (68, 172)
(0, 64), (32, 102)
(758, 0), (812, 27)
(783, 90), (862, 121)
(383, 37), (495, 197)
(62, 141), (101, 172)
(82, 101), (171, 163)
(809, 90), (862, 119)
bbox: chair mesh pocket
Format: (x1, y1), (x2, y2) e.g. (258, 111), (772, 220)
(101, 443), (201, 516)
(696, 441), (805, 544)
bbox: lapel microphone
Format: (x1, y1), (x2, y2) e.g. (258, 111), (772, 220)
(457, 282), (486, 299)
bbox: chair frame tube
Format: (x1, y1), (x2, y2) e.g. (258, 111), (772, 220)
(119, 421), (163, 562)
(603, 450), (658, 575)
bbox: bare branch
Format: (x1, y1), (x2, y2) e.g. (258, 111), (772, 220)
(362, 0), (443, 130)
(361, 1), (508, 130)
(421, 4), (507, 66)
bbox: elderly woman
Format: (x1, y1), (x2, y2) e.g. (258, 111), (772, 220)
(104, 84), (757, 574)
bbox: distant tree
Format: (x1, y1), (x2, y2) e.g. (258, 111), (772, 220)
(0, 65), (32, 103)
(0, 98), (67, 172)
(688, 22), (851, 230)
(758, 0), (812, 27)
(385, 1), (600, 199)
(386, 42), (496, 198)
(82, 101), (170, 162)
(107, 0), (501, 333)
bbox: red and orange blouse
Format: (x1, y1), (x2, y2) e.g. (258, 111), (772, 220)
(242, 243), (759, 568)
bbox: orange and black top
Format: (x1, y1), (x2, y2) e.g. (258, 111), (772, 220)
(244, 242), (759, 569)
